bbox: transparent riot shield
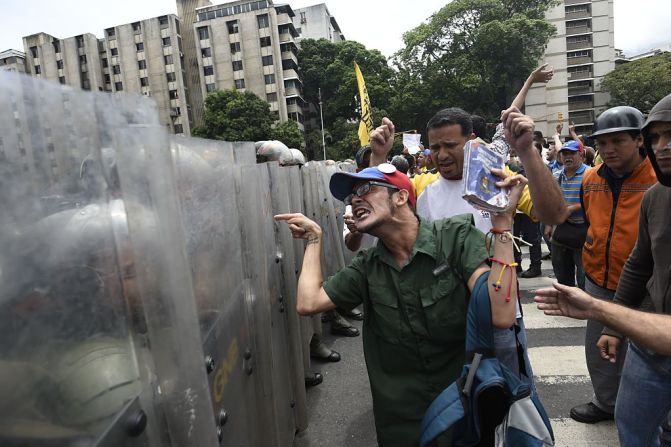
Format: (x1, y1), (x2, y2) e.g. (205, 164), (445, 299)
(170, 137), (260, 446)
(232, 141), (256, 165)
(0, 72), (217, 447)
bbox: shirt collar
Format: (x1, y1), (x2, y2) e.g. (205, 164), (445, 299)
(371, 217), (437, 270)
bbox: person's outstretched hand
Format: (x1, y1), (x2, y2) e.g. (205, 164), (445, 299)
(534, 281), (596, 320)
(501, 107), (535, 155)
(369, 118), (395, 161)
(529, 63), (554, 84)
(274, 213), (322, 242)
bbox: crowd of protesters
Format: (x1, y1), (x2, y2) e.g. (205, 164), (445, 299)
(269, 61), (671, 446)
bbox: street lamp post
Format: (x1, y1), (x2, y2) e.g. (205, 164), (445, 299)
(319, 87), (326, 161)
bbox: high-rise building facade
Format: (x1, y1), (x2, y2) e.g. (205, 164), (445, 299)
(525, 0), (615, 137)
(0, 49), (27, 73)
(102, 14), (191, 135)
(192, 0), (304, 129)
(293, 4), (345, 43)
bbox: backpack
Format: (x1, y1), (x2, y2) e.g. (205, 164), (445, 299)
(420, 272), (554, 447)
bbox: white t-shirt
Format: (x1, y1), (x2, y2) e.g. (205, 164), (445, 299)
(416, 176), (522, 318)
(416, 176), (492, 233)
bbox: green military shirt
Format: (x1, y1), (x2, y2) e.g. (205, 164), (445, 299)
(323, 215), (489, 447)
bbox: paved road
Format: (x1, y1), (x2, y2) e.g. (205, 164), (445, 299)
(294, 250), (620, 446)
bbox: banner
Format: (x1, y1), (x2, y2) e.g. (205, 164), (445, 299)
(354, 62), (373, 147)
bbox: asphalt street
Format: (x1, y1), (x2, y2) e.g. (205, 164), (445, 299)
(293, 248), (620, 447)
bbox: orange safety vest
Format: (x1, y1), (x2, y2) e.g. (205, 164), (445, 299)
(581, 158), (657, 290)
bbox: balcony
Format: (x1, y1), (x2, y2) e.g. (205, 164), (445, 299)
(569, 111), (595, 125)
(566, 25), (591, 35)
(568, 84), (594, 96)
(565, 0), (591, 5)
(569, 98), (594, 111)
(565, 10), (590, 20)
(567, 55), (593, 66)
(567, 40), (592, 51)
(568, 70), (593, 81)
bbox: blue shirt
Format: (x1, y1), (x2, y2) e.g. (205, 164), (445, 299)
(558, 163), (588, 223)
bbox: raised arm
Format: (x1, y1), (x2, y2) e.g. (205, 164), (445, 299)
(369, 118), (395, 167)
(274, 213), (336, 315)
(501, 107), (568, 224)
(511, 63), (554, 111)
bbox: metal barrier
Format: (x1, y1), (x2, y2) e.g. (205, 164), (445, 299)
(0, 71), (350, 447)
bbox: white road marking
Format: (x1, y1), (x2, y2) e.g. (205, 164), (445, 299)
(549, 418), (619, 446)
(522, 303), (587, 329)
(527, 346), (589, 376)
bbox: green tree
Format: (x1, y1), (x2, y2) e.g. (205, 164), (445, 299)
(298, 39), (396, 127)
(272, 120), (304, 148)
(193, 89), (275, 141)
(601, 53), (671, 113)
(393, 0), (556, 126)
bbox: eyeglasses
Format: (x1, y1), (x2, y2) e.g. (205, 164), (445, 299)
(344, 181), (399, 205)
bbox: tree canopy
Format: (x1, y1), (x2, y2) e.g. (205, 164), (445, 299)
(601, 53), (671, 113)
(193, 89), (275, 141)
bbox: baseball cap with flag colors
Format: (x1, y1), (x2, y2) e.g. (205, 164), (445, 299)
(329, 163), (416, 208)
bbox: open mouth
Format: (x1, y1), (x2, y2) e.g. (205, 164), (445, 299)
(354, 208), (371, 220)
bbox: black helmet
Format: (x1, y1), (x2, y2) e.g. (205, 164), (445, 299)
(591, 106), (644, 138)
(641, 93), (671, 187)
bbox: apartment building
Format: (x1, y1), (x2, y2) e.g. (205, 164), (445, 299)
(525, 0), (615, 137)
(102, 14), (191, 135)
(0, 49), (27, 73)
(23, 32), (106, 92)
(192, 0), (305, 129)
(293, 3), (345, 43)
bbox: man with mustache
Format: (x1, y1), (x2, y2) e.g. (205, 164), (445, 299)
(570, 105), (658, 424)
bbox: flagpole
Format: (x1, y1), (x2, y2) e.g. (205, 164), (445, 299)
(319, 87), (326, 161)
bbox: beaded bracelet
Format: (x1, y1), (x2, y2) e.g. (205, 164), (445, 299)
(489, 257), (518, 302)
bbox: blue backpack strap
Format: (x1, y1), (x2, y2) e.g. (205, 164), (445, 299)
(465, 271), (496, 356)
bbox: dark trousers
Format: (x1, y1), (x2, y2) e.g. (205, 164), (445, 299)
(513, 214), (541, 270)
(551, 242), (585, 289)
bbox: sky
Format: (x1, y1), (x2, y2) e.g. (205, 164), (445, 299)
(2, 0), (670, 58)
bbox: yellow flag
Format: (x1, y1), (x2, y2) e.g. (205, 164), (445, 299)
(354, 62), (373, 147)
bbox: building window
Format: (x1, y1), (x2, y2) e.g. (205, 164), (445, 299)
(106, 28), (115, 37)
(227, 20), (239, 34)
(204, 65), (214, 76)
(136, 42), (144, 52)
(197, 26), (209, 40)
(57, 60), (64, 69)
(76, 35), (85, 48)
(132, 22), (142, 33)
(201, 47), (211, 58)
(59, 76), (66, 84)
(232, 60), (243, 71)
(235, 79), (245, 89)
(568, 50), (590, 58)
(140, 77), (149, 87)
(166, 72), (176, 82)
(53, 40), (61, 53)
(115, 81), (123, 91)
(266, 92), (277, 102)
(159, 15), (169, 28)
(230, 42), (241, 53)
(164, 55), (173, 65)
(101, 58), (108, 68)
(169, 90), (179, 99)
(264, 74), (275, 84)
(112, 65), (121, 74)
(34, 65), (41, 74)
(257, 14), (269, 28)
(111, 48), (118, 56)
(262, 55), (273, 66)
(566, 19), (589, 28)
(138, 60), (147, 69)
(260, 36), (271, 47)
(104, 74), (111, 84)
(206, 83), (216, 92)
(175, 19), (180, 34)
(29, 46), (37, 58)
(79, 55), (87, 64)
(162, 37), (171, 46)
(174, 124), (184, 134)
